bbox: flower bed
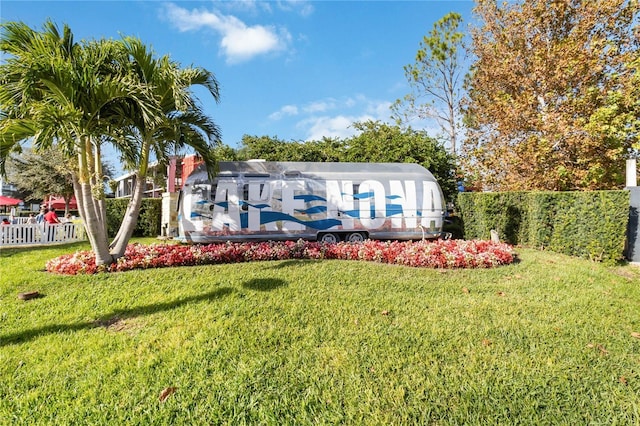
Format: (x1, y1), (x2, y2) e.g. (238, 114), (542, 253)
(45, 239), (516, 275)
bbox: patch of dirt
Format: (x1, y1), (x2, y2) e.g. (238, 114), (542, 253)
(612, 268), (640, 280)
(93, 316), (142, 332)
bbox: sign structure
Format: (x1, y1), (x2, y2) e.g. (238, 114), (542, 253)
(179, 161), (445, 243)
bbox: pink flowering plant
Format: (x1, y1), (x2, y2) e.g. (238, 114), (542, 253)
(46, 239), (516, 275)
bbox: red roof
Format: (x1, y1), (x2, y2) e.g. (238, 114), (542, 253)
(43, 197), (78, 210)
(0, 195), (23, 206)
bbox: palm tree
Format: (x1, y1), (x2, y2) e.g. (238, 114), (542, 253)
(0, 21), (161, 265)
(1, 21), (221, 265)
(107, 37), (221, 258)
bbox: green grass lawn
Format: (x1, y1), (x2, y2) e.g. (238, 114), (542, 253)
(1, 240), (639, 425)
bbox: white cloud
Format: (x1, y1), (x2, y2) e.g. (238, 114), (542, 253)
(220, 0), (272, 14)
(367, 100), (393, 118)
(302, 115), (361, 141)
(268, 95), (395, 141)
(276, 1), (314, 17)
(303, 100), (336, 114)
(269, 104), (299, 120)
(161, 3), (291, 64)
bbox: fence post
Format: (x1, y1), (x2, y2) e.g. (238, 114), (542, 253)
(627, 187), (640, 263)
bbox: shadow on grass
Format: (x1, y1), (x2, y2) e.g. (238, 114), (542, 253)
(267, 259), (318, 269)
(242, 278), (287, 291)
(0, 287), (234, 347)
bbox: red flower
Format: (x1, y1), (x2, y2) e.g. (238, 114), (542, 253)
(46, 239), (516, 275)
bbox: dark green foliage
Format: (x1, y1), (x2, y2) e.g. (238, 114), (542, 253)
(443, 215), (464, 239)
(236, 135), (344, 162)
(345, 121), (458, 201)
(457, 192), (527, 245)
(524, 192), (559, 249)
(548, 192), (630, 262)
(234, 122), (458, 202)
(105, 198), (162, 238)
(458, 190), (630, 264)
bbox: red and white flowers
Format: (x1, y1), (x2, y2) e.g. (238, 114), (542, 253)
(46, 239), (516, 275)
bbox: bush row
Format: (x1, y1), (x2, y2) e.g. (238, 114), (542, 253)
(457, 190), (630, 264)
(106, 198), (162, 238)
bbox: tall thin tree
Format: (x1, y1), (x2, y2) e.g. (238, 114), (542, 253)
(392, 12), (467, 155)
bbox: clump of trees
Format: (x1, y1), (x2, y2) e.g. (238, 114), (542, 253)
(0, 21), (221, 265)
(6, 148), (84, 214)
(219, 120), (458, 201)
(4, 147), (117, 214)
(396, 0), (638, 192)
(461, 0), (639, 191)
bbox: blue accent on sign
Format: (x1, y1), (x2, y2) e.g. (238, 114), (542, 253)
(206, 190), (420, 227)
(341, 209), (361, 218)
(246, 203), (271, 209)
(353, 192), (374, 200)
(295, 206), (327, 215)
(294, 194), (326, 202)
(259, 211), (341, 230)
(386, 204), (404, 216)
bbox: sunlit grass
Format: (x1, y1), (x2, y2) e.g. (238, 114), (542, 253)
(1, 240), (639, 424)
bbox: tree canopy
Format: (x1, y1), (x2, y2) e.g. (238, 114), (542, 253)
(105, 37), (221, 257)
(6, 148), (74, 205)
(5, 148), (115, 213)
(344, 121), (457, 200)
(462, 0), (639, 191)
(231, 121), (457, 201)
(392, 12), (467, 155)
(235, 135), (344, 163)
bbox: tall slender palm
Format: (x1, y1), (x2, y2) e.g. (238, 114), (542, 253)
(0, 21), (161, 265)
(107, 37), (221, 258)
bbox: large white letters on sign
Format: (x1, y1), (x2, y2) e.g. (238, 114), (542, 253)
(282, 180), (306, 231)
(326, 180), (354, 229)
(212, 181), (240, 230)
(359, 180), (386, 229)
(247, 181), (270, 231)
(389, 180), (417, 228)
(421, 181), (443, 227)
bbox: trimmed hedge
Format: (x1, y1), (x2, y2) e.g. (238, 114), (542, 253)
(105, 198), (162, 238)
(457, 190), (630, 264)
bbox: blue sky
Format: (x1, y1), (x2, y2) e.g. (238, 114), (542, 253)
(2, 0), (475, 173)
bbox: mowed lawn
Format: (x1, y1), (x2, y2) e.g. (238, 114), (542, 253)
(1, 240), (639, 425)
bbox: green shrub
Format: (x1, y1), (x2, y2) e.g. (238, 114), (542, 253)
(105, 198), (162, 238)
(458, 190), (629, 264)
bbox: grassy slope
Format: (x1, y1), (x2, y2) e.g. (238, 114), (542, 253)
(1, 240), (639, 425)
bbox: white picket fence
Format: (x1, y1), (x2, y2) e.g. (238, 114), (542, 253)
(0, 222), (86, 247)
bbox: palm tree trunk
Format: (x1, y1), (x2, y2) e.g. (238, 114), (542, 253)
(109, 171), (146, 257)
(75, 181), (113, 265)
(75, 137), (113, 266)
(110, 135), (152, 258)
